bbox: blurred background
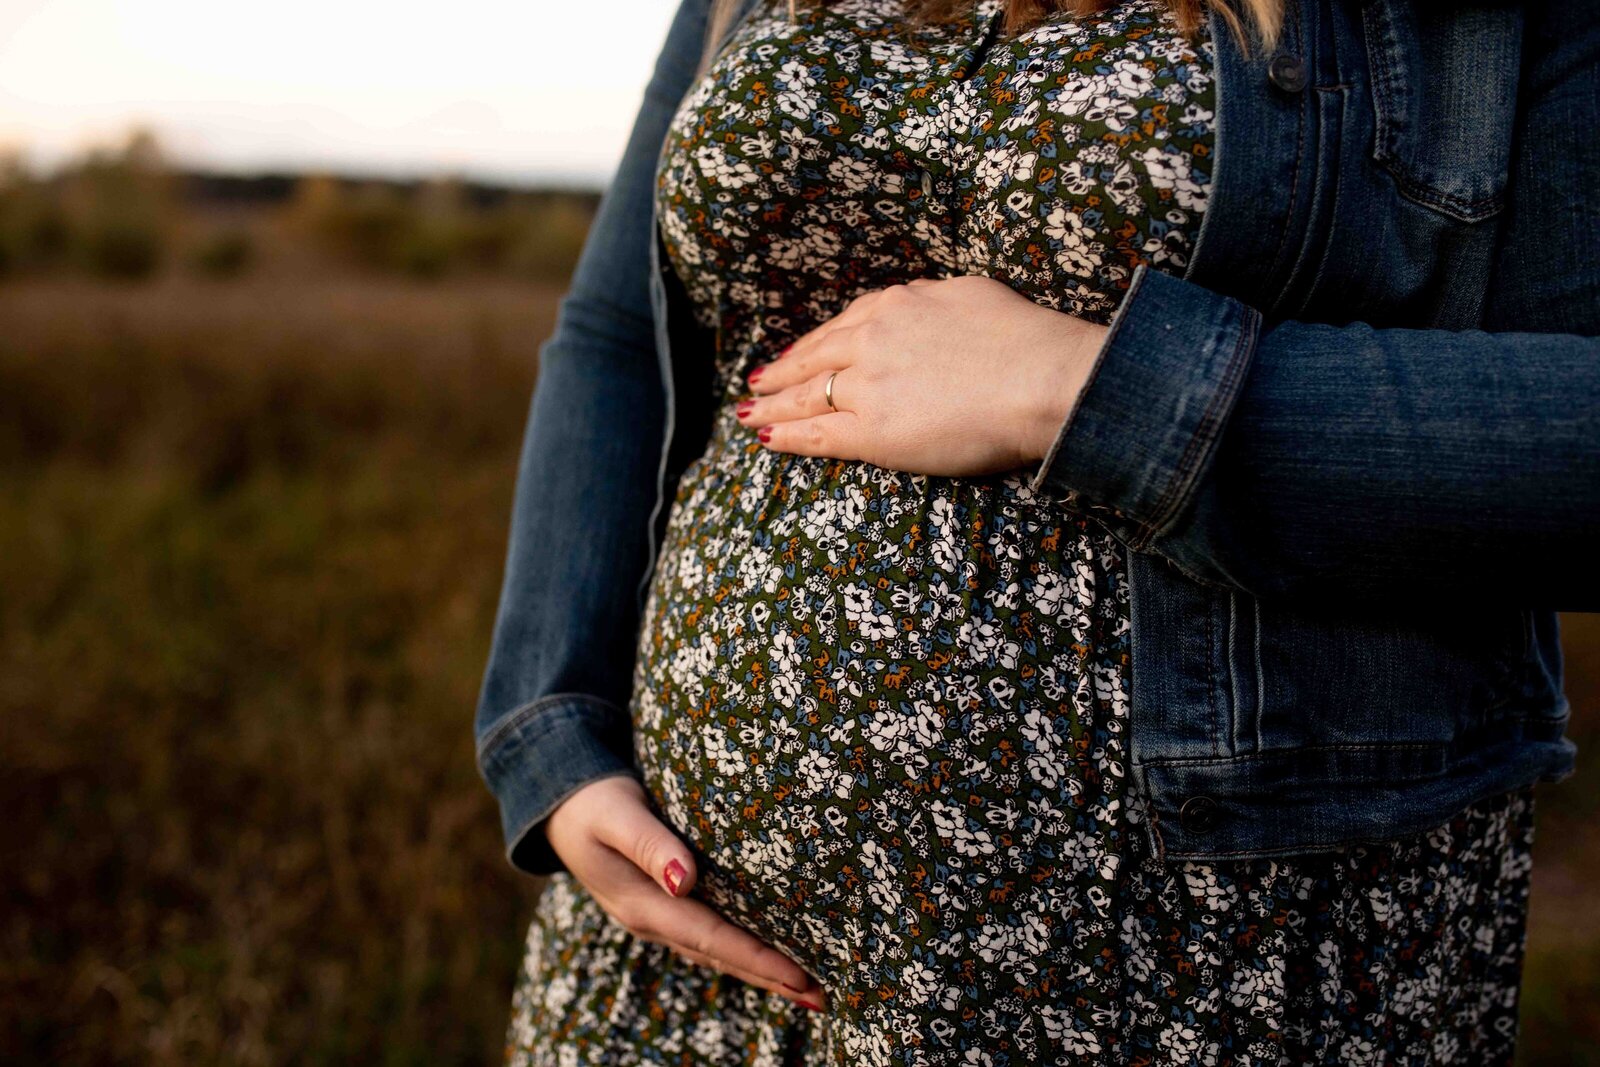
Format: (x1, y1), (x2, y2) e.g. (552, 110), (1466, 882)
(0, 2), (1596, 1064)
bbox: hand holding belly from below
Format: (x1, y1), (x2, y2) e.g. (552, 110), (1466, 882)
(543, 773), (828, 1010)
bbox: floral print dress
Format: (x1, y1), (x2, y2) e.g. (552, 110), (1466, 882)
(505, 0), (1538, 1063)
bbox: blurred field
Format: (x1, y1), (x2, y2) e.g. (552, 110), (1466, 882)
(0, 270), (551, 1064)
(0, 133), (1596, 1064)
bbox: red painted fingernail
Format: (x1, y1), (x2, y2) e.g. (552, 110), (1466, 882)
(758, 426), (772, 444)
(736, 399), (755, 419)
(663, 859), (685, 895)
(780, 979), (824, 1011)
(748, 365), (766, 384)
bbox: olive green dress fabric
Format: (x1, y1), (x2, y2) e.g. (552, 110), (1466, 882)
(505, 1), (1536, 1063)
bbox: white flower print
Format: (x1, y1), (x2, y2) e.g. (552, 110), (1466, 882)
(929, 800), (997, 859)
(943, 82), (988, 136)
(1136, 145), (1209, 212)
(829, 154), (878, 194)
(694, 144), (761, 190)
(774, 55), (819, 116)
(1159, 1022), (1203, 1060)
(896, 111), (942, 155)
(1083, 92), (1140, 133)
(1108, 57), (1157, 98)
(974, 140), (1039, 193)
(842, 582), (898, 642)
(512, 3), (1534, 1065)
(1104, 158), (1145, 217)
(1043, 202), (1106, 277)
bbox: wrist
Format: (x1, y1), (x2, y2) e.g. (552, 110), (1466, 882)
(1020, 314), (1108, 465)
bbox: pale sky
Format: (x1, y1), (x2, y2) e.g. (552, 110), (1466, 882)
(0, 0), (681, 187)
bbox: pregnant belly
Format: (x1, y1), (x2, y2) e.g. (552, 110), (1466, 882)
(627, 406), (1136, 1021)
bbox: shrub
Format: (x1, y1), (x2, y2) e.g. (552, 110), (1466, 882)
(190, 229), (254, 279)
(81, 218), (163, 279)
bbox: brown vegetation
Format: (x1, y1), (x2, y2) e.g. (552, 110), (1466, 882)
(0, 127), (599, 286)
(0, 128), (1594, 1064)
(0, 225), (558, 1061)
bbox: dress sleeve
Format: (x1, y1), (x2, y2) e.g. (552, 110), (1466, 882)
(1028, 0), (1600, 610)
(474, 0), (714, 877)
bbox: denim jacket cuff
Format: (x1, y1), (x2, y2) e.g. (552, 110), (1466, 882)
(1027, 263), (1263, 549)
(476, 693), (640, 877)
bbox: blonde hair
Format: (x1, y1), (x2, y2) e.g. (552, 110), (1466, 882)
(697, 0), (1284, 80)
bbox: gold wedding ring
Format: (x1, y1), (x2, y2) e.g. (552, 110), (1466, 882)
(825, 370), (839, 412)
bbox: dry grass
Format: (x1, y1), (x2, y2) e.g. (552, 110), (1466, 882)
(1520, 611), (1600, 1066)
(0, 270), (1594, 1064)
(0, 273), (551, 1064)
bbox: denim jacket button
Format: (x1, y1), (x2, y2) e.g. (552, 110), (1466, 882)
(1267, 52), (1308, 93)
(1178, 795), (1221, 834)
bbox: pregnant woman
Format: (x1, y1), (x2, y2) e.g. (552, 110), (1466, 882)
(475, 0), (1596, 1062)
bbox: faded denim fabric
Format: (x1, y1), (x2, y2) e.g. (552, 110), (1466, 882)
(477, 0), (1597, 876)
(472, 0), (718, 874)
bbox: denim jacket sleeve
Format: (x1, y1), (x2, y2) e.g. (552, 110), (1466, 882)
(474, 0), (712, 877)
(1029, 2), (1600, 611)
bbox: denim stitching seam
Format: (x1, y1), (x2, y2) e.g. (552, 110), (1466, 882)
(476, 692), (623, 769)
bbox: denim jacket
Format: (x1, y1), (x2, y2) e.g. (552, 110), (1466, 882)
(476, 0), (1598, 876)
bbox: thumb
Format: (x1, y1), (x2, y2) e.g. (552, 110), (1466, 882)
(594, 787), (699, 898)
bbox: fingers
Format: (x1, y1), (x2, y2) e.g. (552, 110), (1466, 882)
(773, 285), (887, 367)
(754, 409), (861, 459)
(743, 346), (842, 401)
(550, 777), (830, 1012)
(667, 892), (821, 1000)
(738, 344), (868, 459)
(741, 364), (855, 425)
(746, 315), (872, 397)
(649, 895), (828, 1010)
(666, 942), (825, 1011)
(590, 780), (700, 898)
(579, 838), (826, 1009)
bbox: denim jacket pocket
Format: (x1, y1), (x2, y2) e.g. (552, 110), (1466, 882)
(1358, 0), (1522, 223)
